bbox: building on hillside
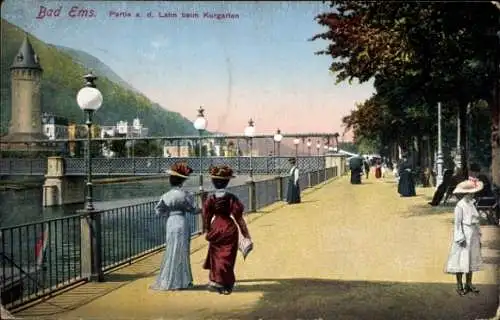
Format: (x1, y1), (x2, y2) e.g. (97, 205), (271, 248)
(41, 113), (69, 140)
(101, 118), (149, 138)
(163, 140), (192, 157)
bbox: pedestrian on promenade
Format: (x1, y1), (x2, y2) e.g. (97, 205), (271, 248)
(202, 164), (252, 295)
(150, 162), (195, 291)
(445, 179), (484, 296)
(429, 169), (454, 206)
(375, 159), (382, 179)
(348, 156), (363, 184)
(397, 156), (416, 197)
(286, 158), (301, 204)
(363, 158), (370, 179)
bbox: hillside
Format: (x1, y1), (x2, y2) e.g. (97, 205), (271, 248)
(0, 19), (198, 137)
(55, 45), (137, 93)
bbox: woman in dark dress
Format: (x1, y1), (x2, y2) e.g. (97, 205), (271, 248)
(349, 156), (363, 184)
(398, 158), (416, 197)
(286, 158), (301, 204)
(203, 164), (251, 295)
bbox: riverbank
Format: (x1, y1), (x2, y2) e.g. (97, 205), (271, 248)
(0, 180), (42, 191)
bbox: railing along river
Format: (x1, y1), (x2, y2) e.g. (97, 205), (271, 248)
(0, 167), (339, 309)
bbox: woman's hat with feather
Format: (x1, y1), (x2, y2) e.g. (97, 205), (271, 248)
(209, 164), (236, 179)
(453, 178), (484, 194)
(165, 162), (193, 178)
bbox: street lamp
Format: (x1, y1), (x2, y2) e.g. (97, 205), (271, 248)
(293, 138), (300, 158)
(244, 119), (256, 180)
(316, 141), (321, 155)
(76, 71), (103, 282)
(273, 128), (283, 156)
(436, 102), (444, 187)
(77, 72), (103, 211)
(307, 138), (312, 155)
(193, 106), (207, 191)
(125, 140), (132, 158)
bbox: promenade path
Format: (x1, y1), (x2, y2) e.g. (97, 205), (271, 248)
(14, 176), (499, 319)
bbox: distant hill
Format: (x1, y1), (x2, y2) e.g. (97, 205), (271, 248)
(0, 19), (198, 136)
(55, 45), (137, 93)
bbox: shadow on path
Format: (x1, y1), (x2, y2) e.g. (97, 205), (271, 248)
(214, 278), (497, 320)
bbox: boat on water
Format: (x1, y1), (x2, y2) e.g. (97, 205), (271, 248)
(0, 224), (48, 306)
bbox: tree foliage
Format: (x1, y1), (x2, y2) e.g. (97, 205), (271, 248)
(312, 1), (499, 178)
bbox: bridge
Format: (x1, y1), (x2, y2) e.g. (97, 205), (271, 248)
(0, 155), (330, 176)
(3, 173), (498, 319)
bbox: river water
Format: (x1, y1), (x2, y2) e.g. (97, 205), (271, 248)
(0, 174), (267, 228)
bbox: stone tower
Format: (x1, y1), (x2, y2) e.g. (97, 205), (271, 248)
(4, 34), (47, 141)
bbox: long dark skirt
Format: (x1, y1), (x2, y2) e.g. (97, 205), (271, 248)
(350, 168), (362, 184)
(398, 170), (416, 197)
(286, 181), (301, 204)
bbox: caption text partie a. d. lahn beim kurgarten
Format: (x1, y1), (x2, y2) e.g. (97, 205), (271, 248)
(35, 5), (240, 20)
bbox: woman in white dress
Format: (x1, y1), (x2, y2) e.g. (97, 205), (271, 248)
(444, 179), (484, 296)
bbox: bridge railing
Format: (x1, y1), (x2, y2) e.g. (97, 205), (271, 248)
(0, 166), (338, 309)
(0, 156), (327, 176)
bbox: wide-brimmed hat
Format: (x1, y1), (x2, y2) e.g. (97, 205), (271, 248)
(165, 162), (193, 179)
(453, 179), (484, 194)
(209, 164), (236, 180)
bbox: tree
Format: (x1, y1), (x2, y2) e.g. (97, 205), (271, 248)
(313, 1), (500, 183)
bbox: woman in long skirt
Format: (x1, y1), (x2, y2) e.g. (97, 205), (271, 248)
(445, 179), (484, 296)
(375, 159), (382, 179)
(203, 164), (251, 295)
(150, 162), (195, 291)
(286, 158), (301, 204)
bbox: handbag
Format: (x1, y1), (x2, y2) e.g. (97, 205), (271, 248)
(238, 236), (253, 260)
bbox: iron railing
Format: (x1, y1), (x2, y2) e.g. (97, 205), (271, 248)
(0, 166), (339, 309)
(0, 156), (327, 176)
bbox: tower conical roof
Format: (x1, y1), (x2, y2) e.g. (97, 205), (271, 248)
(10, 34), (43, 71)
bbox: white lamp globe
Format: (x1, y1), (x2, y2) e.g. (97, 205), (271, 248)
(293, 138), (300, 145)
(273, 129), (283, 143)
(316, 143), (321, 149)
(306, 140), (312, 147)
(324, 145), (328, 150)
(244, 119), (255, 137)
(77, 87), (103, 111)
(244, 125), (255, 137)
(193, 117), (207, 131)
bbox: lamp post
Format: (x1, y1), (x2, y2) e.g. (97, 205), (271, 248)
(333, 133), (340, 152)
(293, 138), (300, 158)
(455, 109), (462, 170)
(76, 71), (103, 282)
(436, 102), (444, 187)
(273, 129), (283, 156)
(125, 140), (132, 158)
(193, 106), (207, 191)
(244, 119), (256, 180)
(273, 129), (283, 174)
(307, 139), (312, 155)
(316, 141), (321, 155)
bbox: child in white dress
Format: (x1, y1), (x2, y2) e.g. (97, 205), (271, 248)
(444, 179), (484, 296)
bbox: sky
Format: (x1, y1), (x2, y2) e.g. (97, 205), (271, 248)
(1, 0), (375, 137)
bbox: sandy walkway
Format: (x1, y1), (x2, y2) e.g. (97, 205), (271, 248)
(14, 176), (498, 319)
